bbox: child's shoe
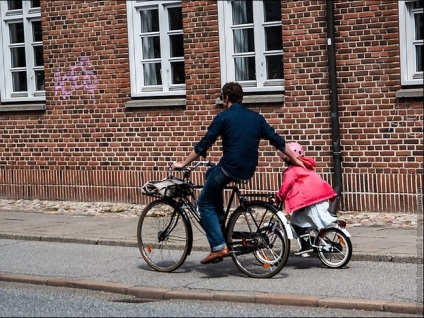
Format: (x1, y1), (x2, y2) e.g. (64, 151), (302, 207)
(294, 234), (314, 256)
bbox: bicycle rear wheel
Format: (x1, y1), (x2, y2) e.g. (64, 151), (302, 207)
(137, 199), (192, 272)
(226, 201), (290, 278)
(316, 228), (352, 268)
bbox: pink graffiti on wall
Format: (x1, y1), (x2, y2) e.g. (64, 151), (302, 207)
(54, 56), (99, 104)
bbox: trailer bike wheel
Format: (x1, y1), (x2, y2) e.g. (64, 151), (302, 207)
(226, 201), (290, 278)
(137, 199), (192, 272)
(316, 228), (352, 268)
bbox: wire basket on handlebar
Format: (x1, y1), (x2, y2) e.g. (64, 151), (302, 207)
(141, 161), (214, 198)
(141, 177), (192, 198)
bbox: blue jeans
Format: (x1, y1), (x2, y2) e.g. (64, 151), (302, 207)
(197, 165), (236, 252)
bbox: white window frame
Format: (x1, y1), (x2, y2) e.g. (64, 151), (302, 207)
(127, 0), (185, 97)
(0, 1), (45, 102)
(399, 0), (423, 86)
(218, 0), (284, 93)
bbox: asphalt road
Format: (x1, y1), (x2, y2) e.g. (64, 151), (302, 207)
(0, 238), (422, 305)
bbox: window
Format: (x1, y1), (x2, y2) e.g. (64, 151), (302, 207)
(399, 0), (423, 86)
(127, 0), (185, 97)
(0, 0), (44, 102)
(218, 0), (284, 93)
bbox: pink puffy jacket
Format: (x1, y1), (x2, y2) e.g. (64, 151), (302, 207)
(276, 156), (337, 213)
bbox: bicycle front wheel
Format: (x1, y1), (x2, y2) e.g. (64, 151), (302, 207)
(137, 199), (192, 272)
(226, 201), (290, 278)
(316, 228), (352, 268)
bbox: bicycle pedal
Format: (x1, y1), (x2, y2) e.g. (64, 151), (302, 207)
(211, 257), (224, 264)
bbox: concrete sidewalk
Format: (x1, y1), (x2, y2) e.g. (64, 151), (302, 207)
(0, 209), (421, 263)
(0, 209), (423, 315)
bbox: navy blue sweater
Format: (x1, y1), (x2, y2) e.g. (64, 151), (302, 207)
(194, 103), (286, 180)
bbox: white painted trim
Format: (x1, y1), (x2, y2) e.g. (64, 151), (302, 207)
(218, 0), (284, 92)
(126, 0), (185, 98)
(0, 1), (45, 102)
(398, 0), (423, 86)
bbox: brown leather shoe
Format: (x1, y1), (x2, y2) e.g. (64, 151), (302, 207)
(200, 246), (230, 264)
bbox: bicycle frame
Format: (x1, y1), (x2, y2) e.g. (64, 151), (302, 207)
(176, 183), (245, 233)
(172, 161), (294, 240)
(138, 161), (294, 277)
(169, 161), (286, 234)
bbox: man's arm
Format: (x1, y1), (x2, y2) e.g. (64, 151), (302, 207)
(172, 149), (200, 169)
(260, 117), (305, 169)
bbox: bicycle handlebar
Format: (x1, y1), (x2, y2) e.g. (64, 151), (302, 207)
(168, 161), (215, 180)
(194, 161), (215, 169)
(169, 160), (214, 172)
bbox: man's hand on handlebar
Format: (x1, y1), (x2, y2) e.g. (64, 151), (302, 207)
(171, 161), (186, 170)
(172, 160), (213, 170)
(172, 150), (200, 170)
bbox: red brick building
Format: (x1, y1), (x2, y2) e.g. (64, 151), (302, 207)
(0, 0), (422, 214)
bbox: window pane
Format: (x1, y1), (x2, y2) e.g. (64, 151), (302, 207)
(415, 12), (423, 40)
(140, 9), (159, 33)
(9, 23), (24, 43)
(12, 71), (27, 92)
(232, 0), (253, 25)
(265, 26), (282, 51)
(264, 1), (281, 22)
(170, 34), (183, 57)
(168, 7), (182, 31)
(31, 0), (41, 8)
(266, 55), (283, 80)
(416, 45), (423, 72)
(412, 1), (424, 9)
(34, 45), (43, 66)
(235, 57), (255, 81)
(143, 63), (162, 85)
(142, 36), (160, 59)
(171, 61), (185, 84)
(8, 0), (22, 10)
(233, 28), (254, 53)
(35, 70), (44, 90)
(32, 21), (42, 42)
(10, 47), (26, 67)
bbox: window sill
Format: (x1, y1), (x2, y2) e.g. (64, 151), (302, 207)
(215, 94), (284, 105)
(125, 98), (186, 108)
(396, 88), (423, 98)
(0, 103), (46, 112)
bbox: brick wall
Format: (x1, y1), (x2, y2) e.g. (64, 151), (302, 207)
(0, 0), (422, 213)
(282, 0), (423, 213)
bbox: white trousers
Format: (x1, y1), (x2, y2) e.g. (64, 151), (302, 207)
(290, 200), (337, 232)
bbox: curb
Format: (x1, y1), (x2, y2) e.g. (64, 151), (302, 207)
(0, 233), (421, 264)
(0, 273), (422, 315)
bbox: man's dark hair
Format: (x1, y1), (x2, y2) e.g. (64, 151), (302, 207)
(222, 82), (243, 103)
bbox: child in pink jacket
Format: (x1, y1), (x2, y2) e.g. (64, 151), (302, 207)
(276, 142), (337, 256)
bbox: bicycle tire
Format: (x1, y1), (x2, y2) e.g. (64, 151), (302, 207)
(226, 201), (290, 278)
(316, 228), (352, 268)
(137, 199), (192, 272)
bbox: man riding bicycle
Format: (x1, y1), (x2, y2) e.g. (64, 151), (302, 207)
(172, 82), (304, 265)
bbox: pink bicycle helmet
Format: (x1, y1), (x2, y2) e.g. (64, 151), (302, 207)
(278, 142), (304, 159)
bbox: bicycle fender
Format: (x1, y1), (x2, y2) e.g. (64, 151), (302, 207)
(340, 228), (351, 237)
(325, 223), (352, 238)
(276, 211), (294, 239)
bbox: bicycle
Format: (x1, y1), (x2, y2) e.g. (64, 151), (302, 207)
(275, 198), (353, 269)
(137, 161), (293, 278)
